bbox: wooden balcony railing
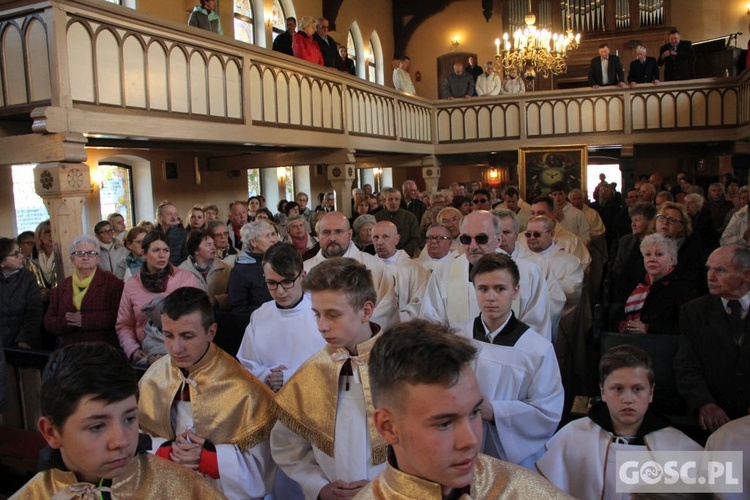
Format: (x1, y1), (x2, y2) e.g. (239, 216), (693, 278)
(0, 0), (748, 156)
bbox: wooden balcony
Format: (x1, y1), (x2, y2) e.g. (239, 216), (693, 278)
(0, 0), (748, 164)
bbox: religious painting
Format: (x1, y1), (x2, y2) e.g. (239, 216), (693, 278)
(163, 161), (179, 181)
(518, 145), (587, 202)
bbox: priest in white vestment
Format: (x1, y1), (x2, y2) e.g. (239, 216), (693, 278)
(414, 223), (458, 274)
(706, 415), (750, 500)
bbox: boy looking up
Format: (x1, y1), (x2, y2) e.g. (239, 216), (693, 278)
(463, 253), (564, 469)
(358, 319), (569, 498)
(138, 287), (277, 499)
(536, 345), (702, 498)
(271, 258), (387, 499)
(12, 343), (222, 499)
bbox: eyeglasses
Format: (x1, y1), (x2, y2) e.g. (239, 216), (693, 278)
(265, 271), (302, 291)
(472, 198), (488, 204)
(213, 231), (230, 238)
(524, 230), (551, 238)
(426, 235), (452, 242)
(5, 249), (23, 258)
(97, 229), (115, 235)
(71, 250), (99, 257)
(459, 233), (492, 245)
(656, 214), (683, 225)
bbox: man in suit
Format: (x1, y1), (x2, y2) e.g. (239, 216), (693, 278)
(674, 244), (750, 433)
(588, 43), (626, 89)
(313, 17), (342, 69)
(628, 45), (660, 86)
(657, 29), (694, 81)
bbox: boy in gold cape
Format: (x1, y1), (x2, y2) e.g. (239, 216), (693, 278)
(11, 342), (224, 499)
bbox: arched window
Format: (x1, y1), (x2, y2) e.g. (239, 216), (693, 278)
(234, 0), (254, 44)
(367, 40), (376, 83)
(347, 22), (365, 80)
(369, 31), (384, 85)
(270, 0), (286, 41)
(347, 32), (357, 70)
(247, 168), (261, 196)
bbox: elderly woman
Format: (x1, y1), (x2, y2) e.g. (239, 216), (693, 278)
(293, 16), (324, 65)
(115, 226), (147, 281)
(116, 231), (200, 362)
(227, 221), (278, 314)
(353, 214), (376, 250)
(0, 238), (41, 348)
(610, 202), (657, 329)
(619, 233), (698, 335)
(655, 201), (706, 289)
(179, 230), (231, 310)
(284, 214), (318, 259)
(44, 235), (124, 347)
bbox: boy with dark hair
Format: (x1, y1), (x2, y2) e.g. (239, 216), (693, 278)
(536, 345), (702, 498)
(461, 253), (563, 469)
(271, 258), (386, 499)
(358, 319), (568, 498)
(12, 343), (222, 498)
(138, 287), (277, 499)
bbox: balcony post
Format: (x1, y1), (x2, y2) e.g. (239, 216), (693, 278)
(327, 164), (357, 218)
(421, 165), (442, 193)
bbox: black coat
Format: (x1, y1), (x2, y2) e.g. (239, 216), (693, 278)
(588, 55), (625, 86)
(657, 40), (694, 81)
(0, 269), (42, 347)
(628, 56), (660, 84)
(314, 33), (342, 69)
(617, 273), (698, 335)
(272, 31), (294, 56)
(226, 252), (273, 314)
(675, 294), (750, 418)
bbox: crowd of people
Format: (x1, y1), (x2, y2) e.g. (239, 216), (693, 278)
(2, 167), (750, 498)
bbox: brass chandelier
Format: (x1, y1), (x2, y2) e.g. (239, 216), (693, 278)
(493, 0), (581, 88)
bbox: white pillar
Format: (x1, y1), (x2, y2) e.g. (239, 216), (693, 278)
(294, 165), (311, 199)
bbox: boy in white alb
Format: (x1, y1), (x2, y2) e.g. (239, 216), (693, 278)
(460, 253), (564, 469)
(271, 258), (387, 499)
(237, 242), (325, 391)
(536, 345), (702, 499)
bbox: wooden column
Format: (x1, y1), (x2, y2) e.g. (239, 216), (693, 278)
(327, 164), (356, 218)
(422, 165), (442, 193)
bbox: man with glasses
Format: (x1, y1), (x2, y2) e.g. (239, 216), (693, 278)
(93, 220), (128, 275)
(313, 17), (342, 69)
(471, 188), (492, 212)
(304, 212), (398, 329)
(421, 211), (552, 339)
(415, 224), (457, 274)
(437, 207), (463, 252)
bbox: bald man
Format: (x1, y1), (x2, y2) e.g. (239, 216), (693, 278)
(372, 221), (428, 322)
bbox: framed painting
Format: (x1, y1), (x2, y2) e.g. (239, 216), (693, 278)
(518, 145), (587, 202)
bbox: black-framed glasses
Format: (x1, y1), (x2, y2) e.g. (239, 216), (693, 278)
(71, 250), (99, 257)
(97, 229), (115, 235)
(472, 198), (488, 204)
(426, 235), (452, 242)
(524, 230), (551, 238)
(265, 271), (302, 291)
(5, 249), (23, 258)
(656, 214), (683, 225)
(459, 233), (491, 245)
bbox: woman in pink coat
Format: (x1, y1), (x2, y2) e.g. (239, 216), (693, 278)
(116, 230), (200, 362)
(292, 16), (323, 65)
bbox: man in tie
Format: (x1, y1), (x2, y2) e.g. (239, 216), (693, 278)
(657, 29), (694, 81)
(588, 43), (626, 89)
(674, 244), (750, 433)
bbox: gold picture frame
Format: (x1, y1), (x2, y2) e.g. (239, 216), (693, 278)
(518, 145), (588, 202)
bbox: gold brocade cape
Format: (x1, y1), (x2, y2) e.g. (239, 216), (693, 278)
(274, 333), (387, 465)
(354, 453), (573, 499)
(9, 453), (225, 499)
(138, 342), (276, 451)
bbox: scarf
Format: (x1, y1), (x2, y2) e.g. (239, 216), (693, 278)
(190, 256), (212, 280)
(622, 269), (673, 322)
(140, 264), (173, 294)
(291, 233), (309, 253)
(125, 253), (143, 271)
(72, 270), (96, 311)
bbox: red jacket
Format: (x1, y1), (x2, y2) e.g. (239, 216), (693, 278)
(293, 32), (324, 66)
(44, 269), (124, 347)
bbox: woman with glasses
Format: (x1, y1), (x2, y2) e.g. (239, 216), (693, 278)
(115, 226), (148, 281)
(237, 242), (324, 392)
(116, 231), (200, 363)
(227, 221), (278, 314)
(618, 233), (697, 335)
(44, 235), (124, 347)
(655, 201), (706, 291)
(0, 237), (41, 349)
(178, 229), (231, 310)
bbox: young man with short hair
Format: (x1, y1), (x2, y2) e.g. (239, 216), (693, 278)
(138, 287), (277, 499)
(358, 319), (568, 498)
(12, 343), (223, 498)
(462, 253), (564, 468)
(271, 258), (387, 499)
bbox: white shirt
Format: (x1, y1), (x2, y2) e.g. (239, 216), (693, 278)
(475, 73), (502, 96)
(392, 67), (415, 94)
